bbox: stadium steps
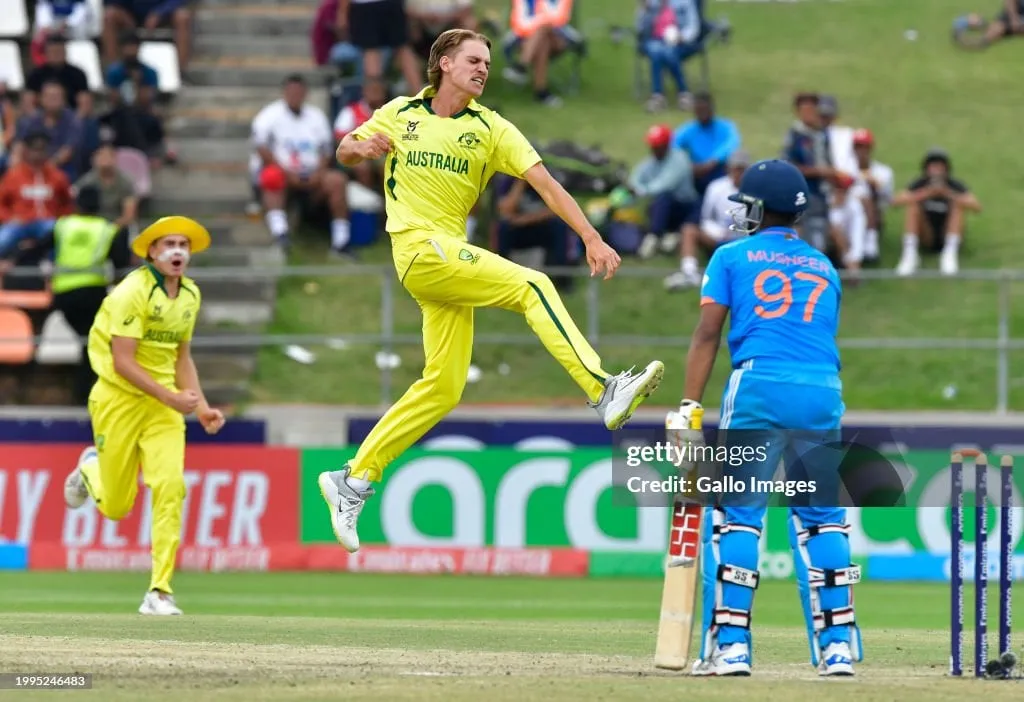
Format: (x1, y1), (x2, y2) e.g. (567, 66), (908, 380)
(147, 1), (328, 407)
(195, 5), (316, 36)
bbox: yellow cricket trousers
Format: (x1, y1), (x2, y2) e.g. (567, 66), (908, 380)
(349, 232), (609, 482)
(80, 378), (187, 593)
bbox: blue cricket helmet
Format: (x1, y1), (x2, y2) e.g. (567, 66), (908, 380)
(727, 159), (810, 234)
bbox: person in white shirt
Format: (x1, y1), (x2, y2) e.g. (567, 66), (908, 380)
(818, 95), (858, 179)
(850, 128), (894, 264)
(664, 149), (750, 291)
(829, 172), (868, 278)
(251, 74), (353, 255)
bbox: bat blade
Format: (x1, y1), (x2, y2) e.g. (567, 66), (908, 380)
(654, 496), (703, 670)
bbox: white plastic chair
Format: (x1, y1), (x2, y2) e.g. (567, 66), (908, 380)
(35, 310), (82, 365)
(0, 41), (25, 92)
(139, 41), (181, 94)
(66, 39), (103, 91)
(0, 0), (29, 39)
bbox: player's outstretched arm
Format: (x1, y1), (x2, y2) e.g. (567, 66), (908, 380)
(522, 163), (621, 279)
(176, 341), (225, 434)
(336, 133), (392, 167)
(111, 336), (199, 415)
(683, 303), (728, 404)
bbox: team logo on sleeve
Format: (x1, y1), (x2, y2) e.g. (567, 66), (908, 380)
(459, 249), (480, 264)
(457, 132), (481, 149)
(122, 315), (135, 326)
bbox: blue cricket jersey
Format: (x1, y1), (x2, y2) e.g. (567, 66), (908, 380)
(700, 227), (842, 385)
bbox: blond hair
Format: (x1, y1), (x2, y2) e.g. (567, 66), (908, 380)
(426, 29), (492, 91)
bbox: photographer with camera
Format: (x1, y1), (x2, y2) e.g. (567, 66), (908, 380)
(892, 148), (981, 277)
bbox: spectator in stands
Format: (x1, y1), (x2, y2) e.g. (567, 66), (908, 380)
(850, 128), (894, 265)
(629, 123), (698, 260)
(496, 174), (574, 291)
(251, 75), (353, 255)
(31, 1), (95, 68)
(502, 0), (578, 107)
(312, 0), (361, 72)
(13, 81), (84, 181)
(22, 34), (92, 118)
(637, 0), (704, 112)
(102, 0), (194, 71)
(101, 31), (167, 166)
(892, 148), (981, 277)
(343, 0), (423, 93)
(0, 84), (15, 176)
(665, 148), (749, 291)
(818, 94), (857, 178)
(828, 172), (867, 278)
(782, 92), (836, 252)
(671, 91), (740, 197)
(74, 137), (139, 233)
(0, 131), (74, 260)
(34, 0), (95, 40)
(38, 184), (130, 405)
(407, 0), (478, 61)
(333, 77), (388, 191)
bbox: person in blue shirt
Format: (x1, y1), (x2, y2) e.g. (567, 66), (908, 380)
(671, 92), (741, 196)
(628, 124), (698, 259)
(666, 159), (862, 678)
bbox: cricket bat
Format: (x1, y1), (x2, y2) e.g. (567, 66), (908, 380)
(654, 409), (705, 671)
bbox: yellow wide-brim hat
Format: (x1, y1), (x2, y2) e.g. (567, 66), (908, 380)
(131, 216), (212, 258)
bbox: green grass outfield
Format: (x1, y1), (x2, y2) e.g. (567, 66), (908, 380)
(1, 571), (1022, 699)
(247, 0), (1024, 412)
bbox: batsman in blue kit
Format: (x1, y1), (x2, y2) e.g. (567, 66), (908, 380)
(666, 159), (862, 676)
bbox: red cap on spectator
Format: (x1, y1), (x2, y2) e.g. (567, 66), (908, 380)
(852, 128), (874, 146)
(259, 164), (287, 192)
(645, 124), (672, 148)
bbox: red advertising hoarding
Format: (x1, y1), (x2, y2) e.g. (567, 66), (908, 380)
(0, 444), (299, 572)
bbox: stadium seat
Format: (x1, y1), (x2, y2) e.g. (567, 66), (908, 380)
(35, 310), (81, 365)
(116, 148), (152, 198)
(0, 41), (26, 92)
(0, 307), (36, 365)
(0, 0), (29, 39)
(66, 39), (103, 91)
(139, 41), (181, 94)
(0, 289), (53, 310)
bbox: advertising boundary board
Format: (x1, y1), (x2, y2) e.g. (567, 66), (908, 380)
(0, 419), (265, 444)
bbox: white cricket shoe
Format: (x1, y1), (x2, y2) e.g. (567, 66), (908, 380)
(139, 590), (183, 616)
(940, 248), (959, 276)
(64, 446), (95, 509)
(895, 248), (919, 277)
(590, 361), (664, 430)
(691, 642), (752, 676)
(663, 270), (702, 291)
(818, 642), (855, 676)
(318, 467), (375, 553)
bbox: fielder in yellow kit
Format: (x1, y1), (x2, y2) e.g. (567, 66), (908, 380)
(62, 216), (226, 616)
(319, 28), (665, 552)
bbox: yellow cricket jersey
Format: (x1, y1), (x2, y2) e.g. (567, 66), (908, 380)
(350, 86), (543, 238)
(87, 263), (201, 396)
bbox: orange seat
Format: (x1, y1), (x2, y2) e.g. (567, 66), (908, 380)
(0, 307), (36, 364)
(0, 289), (52, 310)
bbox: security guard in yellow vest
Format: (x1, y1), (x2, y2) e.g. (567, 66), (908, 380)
(45, 184), (132, 404)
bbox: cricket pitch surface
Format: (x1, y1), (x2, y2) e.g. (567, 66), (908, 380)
(0, 572), (1020, 700)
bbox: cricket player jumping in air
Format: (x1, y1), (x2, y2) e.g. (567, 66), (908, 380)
(667, 160), (862, 676)
(63, 216), (226, 616)
(320, 28), (664, 552)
